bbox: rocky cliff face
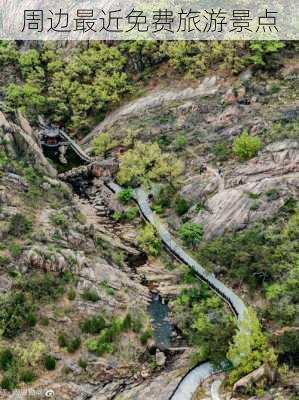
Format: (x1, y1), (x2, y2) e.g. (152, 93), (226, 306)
(0, 111), (57, 177)
(0, 114), (196, 400)
(188, 139), (299, 239)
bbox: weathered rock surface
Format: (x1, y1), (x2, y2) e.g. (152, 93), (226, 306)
(82, 76), (220, 147)
(190, 140), (299, 239)
(233, 364), (275, 394)
(0, 111), (56, 177)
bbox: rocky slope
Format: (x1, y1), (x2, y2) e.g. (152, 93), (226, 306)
(0, 114), (197, 400)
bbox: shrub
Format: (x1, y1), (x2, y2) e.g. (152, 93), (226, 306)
(275, 331), (299, 366)
(80, 315), (106, 334)
(51, 212), (69, 230)
(249, 41), (285, 67)
(1, 373), (17, 391)
(125, 207), (139, 221)
(18, 273), (66, 301)
(27, 312), (37, 327)
(179, 222), (204, 248)
(19, 369), (36, 383)
(122, 313), (132, 331)
(266, 117), (299, 142)
(92, 132), (119, 156)
(58, 333), (81, 353)
(0, 292), (37, 338)
(81, 289), (100, 302)
(58, 334), (68, 348)
(270, 83), (281, 94)
(8, 214), (32, 237)
(198, 206), (298, 301)
(233, 131), (262, 161)
(175, 196), (190, 216)
(87, 340), (114, 356)
(8, 242), (23, 257)
(174, 135), (187, 150)
(0, 151), (9, 169)
(195, 201), (207, 213)
(137, 224), (162, 257)
(43, 354), (56, 371)
(112, 211), (123, 222)
(0, 349), (14, 371)
(266, 189), (280, 201)
(157, 135), (172, 147)
(140, 329), (153, 345)
(67, 337), (81, 353)
(227, 308), (277, 384)
(67, 288), (76, 301)
(131, 317), (143, 333)
(15, 341), (46, 369)
(117, 188), (134, 204)
(0, 254), (10, 267)
(172, 284), (235, 367)
(153, 185), (176, 211)
(78, 358), (88, 369)
(213, 142), (231, 161)
(161, 41), (248, 76)
(40, 316), (49, 326)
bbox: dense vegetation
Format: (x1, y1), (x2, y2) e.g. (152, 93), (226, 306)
(0, 40), (291, 136)
(179, 222), (204, 248)
(137, 223), (162, 257)
(86, 312), (152, 356)
(227, 308), (277, 385)
(172, 271), (236, 367)
(197, 200), (299, 327)
(117, 141), (184, 186)
(0, 272), (73, 338)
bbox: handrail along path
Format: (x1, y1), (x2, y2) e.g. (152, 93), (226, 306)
(106, 182), (247, 400)
(59, 132), (247, 400)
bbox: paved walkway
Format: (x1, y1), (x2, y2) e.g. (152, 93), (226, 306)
(211, 379), (223, 400)
(62, 135), (247, 400)
(107, 182), (247, 400)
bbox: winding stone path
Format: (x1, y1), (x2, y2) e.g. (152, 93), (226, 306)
(59, 133), (247, 400)
(107, 182), (247, 400)
(107, 182), (246, 319)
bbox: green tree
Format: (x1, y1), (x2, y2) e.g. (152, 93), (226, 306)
(91, 132), (119, 157)
(233, 131), (262, 161)
(117, 188), (134, 204)
(249, 41), (285, 67)
(117, 141), (183, 186)
(5, 83), (46, 118)
(179, 222), (204, 248)
(227, 308), (277, 384)
(137, 224), (162, 257)
(0, 41), (19, 67)
(19, 49), (45, 84)
(175, 196), (190, 216)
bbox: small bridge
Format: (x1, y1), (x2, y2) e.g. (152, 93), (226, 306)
(39, 125), (92, 165)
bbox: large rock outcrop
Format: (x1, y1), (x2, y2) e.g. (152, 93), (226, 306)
(189, 140), (299, 239)
(0, 111), (56, 177)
